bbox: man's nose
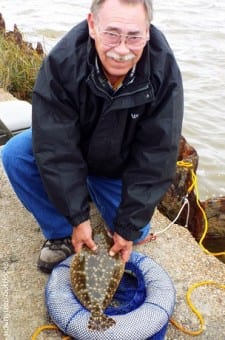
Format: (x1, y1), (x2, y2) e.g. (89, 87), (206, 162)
(114, 38), (130, 54)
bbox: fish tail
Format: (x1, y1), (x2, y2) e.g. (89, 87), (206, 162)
(88, 313), (116, 331)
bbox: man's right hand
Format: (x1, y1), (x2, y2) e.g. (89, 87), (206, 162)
(71, 219), (97, 253)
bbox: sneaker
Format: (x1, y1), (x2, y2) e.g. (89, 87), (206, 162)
(37, 237), (74, 273)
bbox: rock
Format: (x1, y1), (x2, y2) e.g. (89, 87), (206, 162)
(158, 136), (225, 260)
(158, 135), (202, 237)
(1, 13), (44, 56)
(0, 13), (5, 34)
(36, 41), (44, 55)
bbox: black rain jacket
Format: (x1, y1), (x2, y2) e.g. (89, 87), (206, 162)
(32, 20), (183, 241)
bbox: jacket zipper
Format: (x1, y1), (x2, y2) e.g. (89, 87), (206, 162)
(90, 75), (152, 102)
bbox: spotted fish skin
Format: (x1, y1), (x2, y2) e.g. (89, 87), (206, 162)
(70, 224), (125, 331)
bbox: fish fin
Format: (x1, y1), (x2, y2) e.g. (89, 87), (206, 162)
(88, 313), (115, 331)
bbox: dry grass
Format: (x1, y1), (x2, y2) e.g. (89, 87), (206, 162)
(0, 34), (43, 101)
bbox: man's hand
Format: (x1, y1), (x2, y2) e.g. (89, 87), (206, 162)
(72, 219), (97, 253)
(109, 232), (133, 262)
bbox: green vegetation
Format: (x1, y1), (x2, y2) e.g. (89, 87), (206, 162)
(0, 34), (43, 102)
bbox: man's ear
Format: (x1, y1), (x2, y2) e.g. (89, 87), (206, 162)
(87, 13), (95, 39)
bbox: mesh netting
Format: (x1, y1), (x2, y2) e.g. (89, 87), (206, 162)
(45, 252), (175, 340)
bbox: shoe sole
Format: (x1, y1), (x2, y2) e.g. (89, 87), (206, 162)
(37, 259), (57, 274)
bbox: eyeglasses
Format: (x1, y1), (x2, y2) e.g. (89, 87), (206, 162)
(98, 29), (148, 49)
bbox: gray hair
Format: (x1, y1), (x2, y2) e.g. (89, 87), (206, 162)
(90, 0), (153, 24)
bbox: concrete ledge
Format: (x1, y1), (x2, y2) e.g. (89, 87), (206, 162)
(0, 89), (16, 102)
(0, 100), (31, 132)
(0, 89), (31, 145)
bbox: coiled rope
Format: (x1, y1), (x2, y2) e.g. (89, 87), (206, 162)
(169, 281), (225, 336)
(31, 324), (70, 339)
(168, 160), (225, 336)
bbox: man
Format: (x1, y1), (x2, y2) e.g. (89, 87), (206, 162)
(2, 0), (183, 273)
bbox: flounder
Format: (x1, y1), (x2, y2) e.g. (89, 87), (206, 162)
(70, 224), (125, 331)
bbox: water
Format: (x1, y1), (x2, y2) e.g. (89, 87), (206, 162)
(1, 0), (225, 201)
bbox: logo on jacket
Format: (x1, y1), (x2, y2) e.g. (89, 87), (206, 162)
(131, 113), (139, 119)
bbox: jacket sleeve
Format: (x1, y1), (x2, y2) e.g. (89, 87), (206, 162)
(32, 53), (90, 227)
(114, 58), (184, 241)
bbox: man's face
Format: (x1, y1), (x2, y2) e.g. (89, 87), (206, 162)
(88, 0), (149, 83)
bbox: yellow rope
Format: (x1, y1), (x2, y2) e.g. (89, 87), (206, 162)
(177, 160), (225, 257)
(31, 324), (71, 340)
(170, 160), (225, 335)
(170, 281), (225, 336)
(194, 172), (225, 256)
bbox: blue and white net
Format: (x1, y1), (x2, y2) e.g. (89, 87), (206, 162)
(46, 252), (175, 340)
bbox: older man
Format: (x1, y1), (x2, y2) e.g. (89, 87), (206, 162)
(2, 0), (183, 273)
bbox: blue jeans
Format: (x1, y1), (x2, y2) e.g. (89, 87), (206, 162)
(1, 129), (150, 242)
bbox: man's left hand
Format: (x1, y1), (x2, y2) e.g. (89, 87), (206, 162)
(109, 232), (133, 262)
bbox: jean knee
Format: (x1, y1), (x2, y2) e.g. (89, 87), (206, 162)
(1, 138), (16, 172)
(2, 130), (32, 174)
